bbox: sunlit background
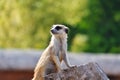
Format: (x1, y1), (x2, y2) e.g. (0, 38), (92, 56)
(0, 0), (120, 53)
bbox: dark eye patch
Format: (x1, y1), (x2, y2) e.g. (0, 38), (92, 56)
(55, 26), (62, 30)
(65, 28), (69, 33)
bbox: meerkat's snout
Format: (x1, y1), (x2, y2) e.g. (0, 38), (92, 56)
(50, 29), (57, 34)
(50, 24), (69, 35)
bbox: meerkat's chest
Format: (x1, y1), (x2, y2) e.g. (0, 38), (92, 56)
(52, 44), (66, 61)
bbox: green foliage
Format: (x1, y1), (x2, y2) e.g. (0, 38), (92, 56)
(78, 0), (120, 53)
(0, 0), (87, 49)
(0, 0), (120, 53)
(71, 34), (88, 52)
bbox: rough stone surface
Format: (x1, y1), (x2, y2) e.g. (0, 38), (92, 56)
(44, 62), (109, 80)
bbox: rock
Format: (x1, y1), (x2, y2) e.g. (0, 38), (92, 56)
(44, 62), (109, 80)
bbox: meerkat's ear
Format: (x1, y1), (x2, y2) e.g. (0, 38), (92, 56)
(65, 27), (69, 34)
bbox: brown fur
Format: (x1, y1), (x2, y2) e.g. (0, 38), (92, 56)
(32, 24), (71, 80)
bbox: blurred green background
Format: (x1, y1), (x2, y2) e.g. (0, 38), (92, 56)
(0, 0), (120, 53)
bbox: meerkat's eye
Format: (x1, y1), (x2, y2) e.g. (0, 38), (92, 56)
(65, 28), (69, 33)
(55, 26), (62, 30)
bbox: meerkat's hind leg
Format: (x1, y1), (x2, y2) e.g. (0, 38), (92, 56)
(32, 66), (45, 80)
(33, 57), (49, 80)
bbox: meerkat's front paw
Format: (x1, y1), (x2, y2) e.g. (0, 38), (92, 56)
(70, 65), (77, 68)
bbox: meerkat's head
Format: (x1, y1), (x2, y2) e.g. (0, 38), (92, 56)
(50, 24), (69, 38)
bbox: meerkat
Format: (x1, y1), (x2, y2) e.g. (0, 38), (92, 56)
(32, 24), (71, 80)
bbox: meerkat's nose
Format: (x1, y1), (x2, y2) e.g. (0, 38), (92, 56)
(51, 29), (54, 33)
(50, 29), (53, 32)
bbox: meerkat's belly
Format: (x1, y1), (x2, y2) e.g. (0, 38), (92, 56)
(45, 60), (57, 75)
(58, 51), (63, 62)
